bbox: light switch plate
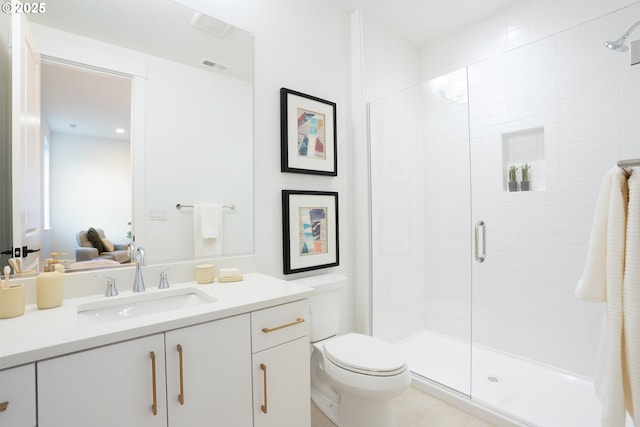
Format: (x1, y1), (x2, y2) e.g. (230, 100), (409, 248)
(149, 209), (168, 220)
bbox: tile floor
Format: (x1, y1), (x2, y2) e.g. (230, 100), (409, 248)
(311, 386), (494, 427)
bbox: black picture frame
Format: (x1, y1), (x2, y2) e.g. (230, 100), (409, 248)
(280, 88), (337, 176)
(282, 190), (339, 274)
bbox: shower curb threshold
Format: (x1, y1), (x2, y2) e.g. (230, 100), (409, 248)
(410, 376), (531, 427)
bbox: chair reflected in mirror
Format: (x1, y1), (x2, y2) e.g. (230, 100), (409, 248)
(75, 227), (131, 264)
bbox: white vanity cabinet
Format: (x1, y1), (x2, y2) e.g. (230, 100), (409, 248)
(0, 274), (315, 427)
(165, 314), (252, 427)
(38, 314), (252, 427)
(38, 333), (168, 427)
(0, 364), (36, 427)
(251, 300), (310, 427)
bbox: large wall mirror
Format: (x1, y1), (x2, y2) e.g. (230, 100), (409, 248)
(0, 0), (254, 272)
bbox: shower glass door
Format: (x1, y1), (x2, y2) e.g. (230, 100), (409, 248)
(371, 11), (614, 424)
(370, 68), (473, 396)
(466, 21), (607, 425)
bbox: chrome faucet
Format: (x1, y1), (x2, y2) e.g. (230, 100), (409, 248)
(96, 274), (118, 297)
(132, 247), (146, 292)
(158, 268), (171, 289)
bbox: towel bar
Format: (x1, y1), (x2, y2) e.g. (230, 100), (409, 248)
(618, 158), (639, 177)
(617, 158), (640, 168)
(176, 204), (236, 210)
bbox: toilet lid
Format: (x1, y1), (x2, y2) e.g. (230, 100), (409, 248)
(323, 333), (407, 376)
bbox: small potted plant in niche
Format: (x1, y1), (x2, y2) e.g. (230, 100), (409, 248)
(508, 165), (519, 192)
(521, 163), (531, 191)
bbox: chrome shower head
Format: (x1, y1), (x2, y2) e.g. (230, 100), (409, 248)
(605, 20), (640, 53)
(604, 38), (629, 52)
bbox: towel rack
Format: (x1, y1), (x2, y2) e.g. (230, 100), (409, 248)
(176, 203), (236, 210)
(618, 158), (640, 168)
(618, 158), (639, 177)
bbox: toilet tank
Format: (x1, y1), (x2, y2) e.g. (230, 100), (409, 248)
(290, 274), (346, 342)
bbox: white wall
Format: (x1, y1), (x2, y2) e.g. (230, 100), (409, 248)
(177, 0), (355, 332)
(419, 0), (640, 82)
(143, 55), (253, 262)
(352, 11), (424, 332)
(361, 13), (422, 102)
(48, 132), (131, 258)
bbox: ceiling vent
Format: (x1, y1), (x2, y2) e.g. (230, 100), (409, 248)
(202, 59), (230, 72)
(191, 12), (230, 37)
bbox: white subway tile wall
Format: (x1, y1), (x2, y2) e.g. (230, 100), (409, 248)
(370, 85), (429, 343)
(372, 0), (640, 380)
(468, 2), (640, 376)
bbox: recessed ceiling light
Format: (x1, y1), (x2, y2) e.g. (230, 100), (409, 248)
(115, 128), (125, 134)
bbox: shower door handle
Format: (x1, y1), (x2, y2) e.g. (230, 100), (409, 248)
(474, 220), (486, 263)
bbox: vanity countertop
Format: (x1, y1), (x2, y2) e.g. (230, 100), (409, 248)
(0, 273), (314, 370)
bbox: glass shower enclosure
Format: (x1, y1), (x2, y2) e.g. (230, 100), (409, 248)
(369, 8), (635, 422)
(370, 68), (473, 397)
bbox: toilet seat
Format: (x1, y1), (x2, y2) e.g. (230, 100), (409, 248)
(323, 333), (407, 377)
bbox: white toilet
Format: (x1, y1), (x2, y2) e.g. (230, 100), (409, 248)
(293, 274), (411, 427)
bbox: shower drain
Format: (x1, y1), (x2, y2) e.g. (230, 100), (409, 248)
(487, 376), (503, 384)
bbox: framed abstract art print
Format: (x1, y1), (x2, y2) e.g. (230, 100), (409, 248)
(280, 88), (337, 176)
(282, 190), (339, 274)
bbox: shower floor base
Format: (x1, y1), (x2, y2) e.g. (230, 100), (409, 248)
(399, 329), (633, 427)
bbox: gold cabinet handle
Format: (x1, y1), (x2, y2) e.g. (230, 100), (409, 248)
(260, 363), (268, 414)
(0, 401), (8, 412)
(177, 344), (185, 405)
(150, 351), (158, 416)
(261, 317), (305, 333)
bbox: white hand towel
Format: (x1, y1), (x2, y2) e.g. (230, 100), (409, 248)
(193, 203), (223, 257)
(623, 169), (640, 425)
(197, 203), (221, 239)
(576, 166), (629, 427)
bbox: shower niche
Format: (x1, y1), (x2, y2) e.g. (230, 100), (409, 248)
(501, 127), (546, 192)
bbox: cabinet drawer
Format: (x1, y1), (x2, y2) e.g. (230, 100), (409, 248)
(0, 364), (36, 427)
(251, 299), (309, 353)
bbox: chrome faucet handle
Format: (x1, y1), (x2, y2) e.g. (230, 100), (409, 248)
(96, 274), (118, 297)
(135, 247), (147, 266)
(132, 247), (146, 293)
(159, 268), (171, 289)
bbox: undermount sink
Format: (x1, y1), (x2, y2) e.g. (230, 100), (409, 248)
(77, 287), (216, 324)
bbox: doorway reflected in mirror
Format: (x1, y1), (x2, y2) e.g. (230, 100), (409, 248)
(41, 60), (132, 266)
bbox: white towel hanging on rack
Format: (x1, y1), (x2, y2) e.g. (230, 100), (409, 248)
(575, 166), (640, 426)
(623, 168), (640, 425)
(193, 203), (222, 256)
(198, 203), (221, 239)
